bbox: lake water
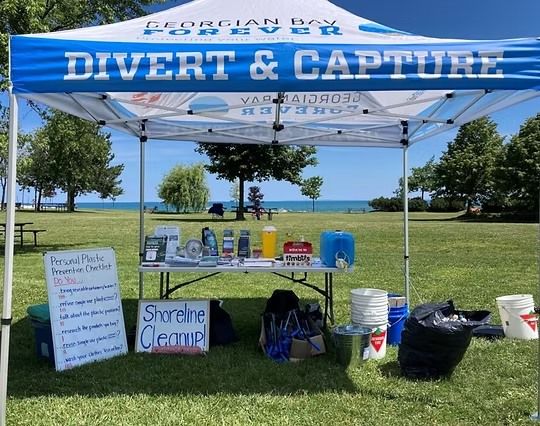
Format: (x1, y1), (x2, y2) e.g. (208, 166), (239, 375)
(77, 200), (373, 213)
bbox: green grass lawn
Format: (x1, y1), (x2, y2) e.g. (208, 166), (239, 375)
(1, 209), (538, 425)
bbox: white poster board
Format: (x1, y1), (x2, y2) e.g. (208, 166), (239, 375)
(136, 300), (210, 353)
(44, 248), (128, 371)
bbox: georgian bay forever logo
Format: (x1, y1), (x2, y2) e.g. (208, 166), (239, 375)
(143, 17), (345, 38)
(188, 92), (366, 117)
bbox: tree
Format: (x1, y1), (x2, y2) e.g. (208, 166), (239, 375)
(500, 113), (540, 213)
(41, 110), (124, 211)
(248, 185), (264, 219)
(301, 176), (323, 212)
(395, 157), (438, 200)
(0, 0), (166, 93)
(157, 163), (209, 213)
(0, 110), (35, 209)
(17, 131), (56, 211)
(435, 117), (504, 214)
(95, 164), (124, 204)
(195, 144), (317, 220)
(409, 157), (438, 200)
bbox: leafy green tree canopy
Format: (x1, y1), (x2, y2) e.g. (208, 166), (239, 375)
(301, 176), (323, 212)
(500, 113), (540, 212)
(158, 163), (209, 213)
(40, 110), (123, 211)
(195, 143), (317, 220)
(435, 117), (503, 214)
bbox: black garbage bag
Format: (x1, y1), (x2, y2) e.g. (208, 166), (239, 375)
(264, 290), (300, 315)
(398, 300), (491, 379)
(209, 300), (239, 347)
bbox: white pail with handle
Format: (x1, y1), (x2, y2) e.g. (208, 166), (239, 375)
(496, 294), (537, 340)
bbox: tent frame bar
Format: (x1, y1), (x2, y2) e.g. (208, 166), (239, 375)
(138, 122), (147, 299)
(401, 121), (410, 306)
(0, 89), (19, 426)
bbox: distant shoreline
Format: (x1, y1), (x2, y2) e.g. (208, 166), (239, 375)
(76, 200), (373, 213)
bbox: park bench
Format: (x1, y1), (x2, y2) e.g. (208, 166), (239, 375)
(20, 229), (47, 246)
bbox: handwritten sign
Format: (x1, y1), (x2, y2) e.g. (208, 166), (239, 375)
(136, 300), (210, 353)
(44, 248), (127, 371)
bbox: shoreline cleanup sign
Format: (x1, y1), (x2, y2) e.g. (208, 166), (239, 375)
(44, 248), (128, 371)
(136, 300), (210, 353)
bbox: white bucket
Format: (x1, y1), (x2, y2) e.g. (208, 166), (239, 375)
(350, 288), (389, 347)
(352, 311), (388, 325)
(353, 322), (387, 360)
(496, 294), (538, 340)
(351, 288), (388, 301)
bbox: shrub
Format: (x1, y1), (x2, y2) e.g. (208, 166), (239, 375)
(408, 197), (428, 212)
(429, 197), (465, 212)
(368, 197), (402, 212)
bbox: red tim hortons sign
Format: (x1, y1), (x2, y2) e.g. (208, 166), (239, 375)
(283, 241), (313, 267)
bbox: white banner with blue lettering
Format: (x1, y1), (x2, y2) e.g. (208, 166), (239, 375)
(8, 0), (540, 146)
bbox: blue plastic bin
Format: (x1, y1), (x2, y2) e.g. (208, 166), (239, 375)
(27, 304), (54, 365)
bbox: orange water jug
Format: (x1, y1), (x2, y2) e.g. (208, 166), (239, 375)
(261, 226), (277, 258)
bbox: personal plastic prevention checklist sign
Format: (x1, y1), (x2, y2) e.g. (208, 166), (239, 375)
(44, 248), (127, 371)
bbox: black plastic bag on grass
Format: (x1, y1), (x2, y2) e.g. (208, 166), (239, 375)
(398, 300), (490, 379)
(264, 289), (300, 315)
(209, 300), (239, 347)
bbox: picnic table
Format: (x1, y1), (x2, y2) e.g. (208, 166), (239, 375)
(231, 205), (278, 220)
(0, 222), (47, 246)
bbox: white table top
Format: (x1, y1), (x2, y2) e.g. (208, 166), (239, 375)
(139, 263), (352, 274)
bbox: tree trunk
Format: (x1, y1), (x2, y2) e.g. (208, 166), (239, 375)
(236, 175), (246, 220)
(466, 198), (472, 215)
(67, 190), (76, 212)
(36, 187), (42, 212)
(312, 198), (315, 212)
(421, 189), (425, 201)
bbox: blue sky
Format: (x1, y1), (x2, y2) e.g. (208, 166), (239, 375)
(13, 0), (540, 203)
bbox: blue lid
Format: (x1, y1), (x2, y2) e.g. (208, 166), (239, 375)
(27, 303), (50, 322)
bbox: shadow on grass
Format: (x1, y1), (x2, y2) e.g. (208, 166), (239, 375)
(410, 212), (538, 224)
(147, 216), (238, 223)
(8, 297), (358, 397)
(378, 360), (402, 378)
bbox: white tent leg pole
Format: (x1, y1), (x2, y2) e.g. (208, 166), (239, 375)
(0, 91), (19, 426)
(531, 186), (540, 422)
(402, 124), (410, 307)
(138, 128), (147, 300)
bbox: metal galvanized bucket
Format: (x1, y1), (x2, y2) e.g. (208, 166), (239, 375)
(333, 325), (372, 367)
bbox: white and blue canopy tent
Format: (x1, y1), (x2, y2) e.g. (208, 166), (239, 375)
(2, 0), (540, 422)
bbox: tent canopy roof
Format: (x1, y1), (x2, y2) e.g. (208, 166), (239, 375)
(9, 0), (540, 147)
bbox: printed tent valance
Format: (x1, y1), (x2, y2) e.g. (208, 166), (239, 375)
(9, 0), (540, 147)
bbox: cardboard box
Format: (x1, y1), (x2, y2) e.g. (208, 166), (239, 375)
(283, 241), (313, 267)
(289, 335), (326, 360)
(259, 318), (326, 361)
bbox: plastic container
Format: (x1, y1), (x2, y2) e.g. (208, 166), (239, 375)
(496, 294), (538, 340)
(320, 231), (355, 268)
(261, 226), (277, 259)
(27, 303), (54, 364)
(350, 288), (388, 325)
(350, 288), (388, 359)
(333, 324), (372, 367)
(388, 304), (408, 345)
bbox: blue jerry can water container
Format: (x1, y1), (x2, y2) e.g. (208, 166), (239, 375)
(320, 230), (355, 267)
